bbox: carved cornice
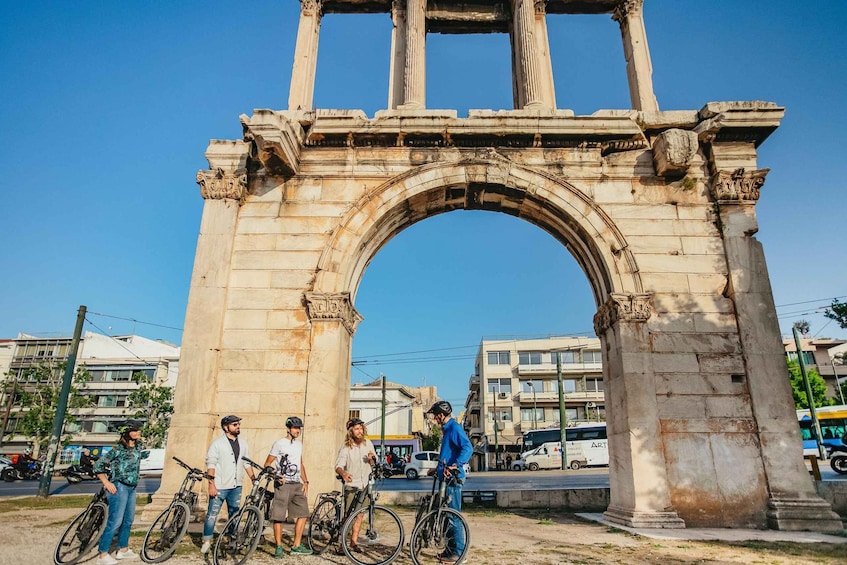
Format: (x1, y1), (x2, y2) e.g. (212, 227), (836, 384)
(593, 293), (652, 335)
(611, 0), (643, 23)
(710, 168), (769, 203)
(534, 0), (547, 16)
(300, 0), (322, 17)
(196, 168), (248, 202)
(305, 292), (364, 336)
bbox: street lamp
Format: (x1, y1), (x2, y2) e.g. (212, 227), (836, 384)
(551, 343), (588, 470)
(527, 381), (537, 430)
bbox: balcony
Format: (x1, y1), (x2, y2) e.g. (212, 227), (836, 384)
(517, 390), (604, 403)
(517, 362), (602, 375)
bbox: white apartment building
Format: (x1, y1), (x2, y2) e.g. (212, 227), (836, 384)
(464, 336), (605, 468)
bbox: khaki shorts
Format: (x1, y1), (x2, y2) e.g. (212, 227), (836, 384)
(270, 482), (310, 522)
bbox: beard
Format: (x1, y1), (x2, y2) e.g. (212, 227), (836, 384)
(229, 427), (241, 436)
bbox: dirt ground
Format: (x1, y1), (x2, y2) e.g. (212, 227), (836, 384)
(5, 502), (847, 565)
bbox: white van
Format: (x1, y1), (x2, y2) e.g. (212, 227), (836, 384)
(521, 441), (587, 471)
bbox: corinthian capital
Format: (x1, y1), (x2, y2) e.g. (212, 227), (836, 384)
(305, 292), (364, 336)
(534, 0), (546, 15)
(593, 293), (652, 335)
(612, 0), (644, 23)
(392, 0), (406, 12)
(300, 0), (322, 17)
(196, 168), (248, 201)
(710, 168), (769, 203)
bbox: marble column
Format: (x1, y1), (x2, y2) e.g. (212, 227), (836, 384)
(594, 294), (686, 528)
(512, 0), (548, 109)
(288, 0), (322, 111)
(388, 0), (408, 110)
(142, 141), (249, 520)
(303, 292), (363, 499)
(612, 0), (658, 112)
(400, 0), (426, 109)
(533, 0), (556, 109)
(710, 169), (843, 532)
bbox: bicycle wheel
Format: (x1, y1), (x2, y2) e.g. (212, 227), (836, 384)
(341, 505), (404, 565)
(141, 501), (190, 563)
(409, 508), (470, 565)
(308, 498), (340, 555)
(54, 501), (108, 565)
(212, 505), (263, 565)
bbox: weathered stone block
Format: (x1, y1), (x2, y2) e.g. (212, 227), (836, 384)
(652, 128), (699, 177)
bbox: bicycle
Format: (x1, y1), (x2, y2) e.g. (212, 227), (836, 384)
(212, 455), (295, 565)
(308, 462), (404, 565)
(408, 466), (471, 565)
(53, 487), (109, 565)
(141, 456), (213, 563)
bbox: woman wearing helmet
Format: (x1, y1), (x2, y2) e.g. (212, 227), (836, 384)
(92, 421), (149, 564)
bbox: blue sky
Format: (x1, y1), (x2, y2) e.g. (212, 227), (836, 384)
(1, 1), (845, 409)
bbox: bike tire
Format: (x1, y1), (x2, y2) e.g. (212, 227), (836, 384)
(308, 498), (340, 555)
(409, 508), (470, 565)
(341, 505), (404, 565)
(212, 505), (263, 565)
(141, 501), (190, 563)
(53, 501), (108, 565)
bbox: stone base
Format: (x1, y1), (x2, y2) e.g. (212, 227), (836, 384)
(603, 505), (686, 529)
(766, 498), (844, 533)
(140, 492), (178, 522)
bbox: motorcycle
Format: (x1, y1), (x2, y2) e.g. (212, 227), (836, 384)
(829, 444), (847, 475)
(1, 459), (42, 481)
(62, 464), (99, 484)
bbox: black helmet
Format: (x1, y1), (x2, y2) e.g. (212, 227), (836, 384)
(426, 401), (453, 416)
(221, 415), (242, 428)
(119, 419), (143, 434)
(286, 416), (304, 428)
(346, 418), (365, 430)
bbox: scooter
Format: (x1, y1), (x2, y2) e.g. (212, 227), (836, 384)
(62, 464), (99, 484)
(829, 444), (847, 474)
(1, 459), (42, 481)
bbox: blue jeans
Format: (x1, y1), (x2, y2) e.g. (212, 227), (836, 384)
(203, 486), (242, 540)
(445, 482), (465, 556)
(98, 482), (136, 553)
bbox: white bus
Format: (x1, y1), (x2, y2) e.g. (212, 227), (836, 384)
(520, 423), (608, 467)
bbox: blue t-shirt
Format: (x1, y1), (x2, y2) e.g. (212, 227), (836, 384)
(437, 418), (473, 480)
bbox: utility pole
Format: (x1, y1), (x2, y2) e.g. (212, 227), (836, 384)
(380, 373), (386, 462)
(492, 389), (499, 470)
(793, 326), (826, 460)
(556, 353), (568, 470)
(38, 305), (86, 498)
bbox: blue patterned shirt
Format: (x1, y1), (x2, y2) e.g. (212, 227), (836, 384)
(94, 443), (149, 487)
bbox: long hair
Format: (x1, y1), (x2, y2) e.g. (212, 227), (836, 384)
(344, 422), (368, 449)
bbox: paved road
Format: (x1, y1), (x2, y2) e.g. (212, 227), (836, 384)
(1, 466), (843, 497)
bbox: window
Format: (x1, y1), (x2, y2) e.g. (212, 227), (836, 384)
(521, 379), (543, 393)
(586, 378), (604, 392)
(518, 351), (542, 365)
(563, 379), (576, 393)
(521, 407), (544, 422)
(786, 351), (816, 366)
(487, 378), (512, 394)
(487, 351), (510, 365)
(552, 351), (576, 364)
(489, 408), (512, 421)
(583, 350), (602, 364)
(348, 410), (361, 421)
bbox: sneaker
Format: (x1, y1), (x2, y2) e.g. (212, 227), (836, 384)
(290, 544), (314, 556)
(200, 540), (212, 554)
(274, 545), (285, 558)
(114, 549), (138, 560)
(95, 555), (118, 565)
(437, 553), (466, 564)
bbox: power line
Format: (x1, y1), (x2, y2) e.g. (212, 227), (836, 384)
(88, 311), (183, 333)
(84, 317), (158, 366)
(774, 296), (847, 309)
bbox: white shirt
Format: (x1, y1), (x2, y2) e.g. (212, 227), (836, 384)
(206, 433), (251, 490)
(269, 436), (303, 483)
(335, 439), (375, 489)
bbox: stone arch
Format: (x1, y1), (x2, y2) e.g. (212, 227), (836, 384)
(314, 158), (642, 305)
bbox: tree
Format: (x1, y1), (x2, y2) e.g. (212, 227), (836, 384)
(793, 320), (811, 337)
(10, 363), (92, 452)
(126, 371), (173, 448)
(787, 360), (835, 409)
(824, 299), (847, 330)
(420, 423), (442, 452)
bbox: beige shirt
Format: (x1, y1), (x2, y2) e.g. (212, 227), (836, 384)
(335, 439), (375, 489)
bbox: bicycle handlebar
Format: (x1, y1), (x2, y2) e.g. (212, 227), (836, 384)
(172, 456), (214, 480)
(241, 455), (298, 479)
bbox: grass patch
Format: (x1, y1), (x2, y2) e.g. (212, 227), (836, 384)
(0, 496), (92, 514)
(537, 518), (554, 525)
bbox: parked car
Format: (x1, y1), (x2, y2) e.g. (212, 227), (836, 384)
(405, 451), (439, 480)
(0, 456), (12, 475)
(139, 448), (165, 477)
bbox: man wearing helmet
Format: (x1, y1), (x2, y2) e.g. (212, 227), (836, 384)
(334, 418), (377, 552)
(200, 415), (257, 555)
(426, 400), (473, 564)
(264, 416), (313, 557)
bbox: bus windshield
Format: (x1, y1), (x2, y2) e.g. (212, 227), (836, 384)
(797, 405), (847, 456)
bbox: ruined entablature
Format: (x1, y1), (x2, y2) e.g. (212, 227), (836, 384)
(593, 293), (652, 335)
(305, 292), (364, 336)
(710, 168), (769, 203)
(196, 168), (247, 202)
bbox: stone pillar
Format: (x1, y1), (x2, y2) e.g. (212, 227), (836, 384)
(388, 0), (408, 110)
(512, 0), (548, 109)
(711, 169), (843, 532)
(142, 141), (249, 519)
(400, 0), (426, 109)
(288, 0), (322, 111)
(612, 0), (658, 112)
(303, 292), (363, 499)
(594, 294), (686, 528)
(533, 0), (556, 109)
